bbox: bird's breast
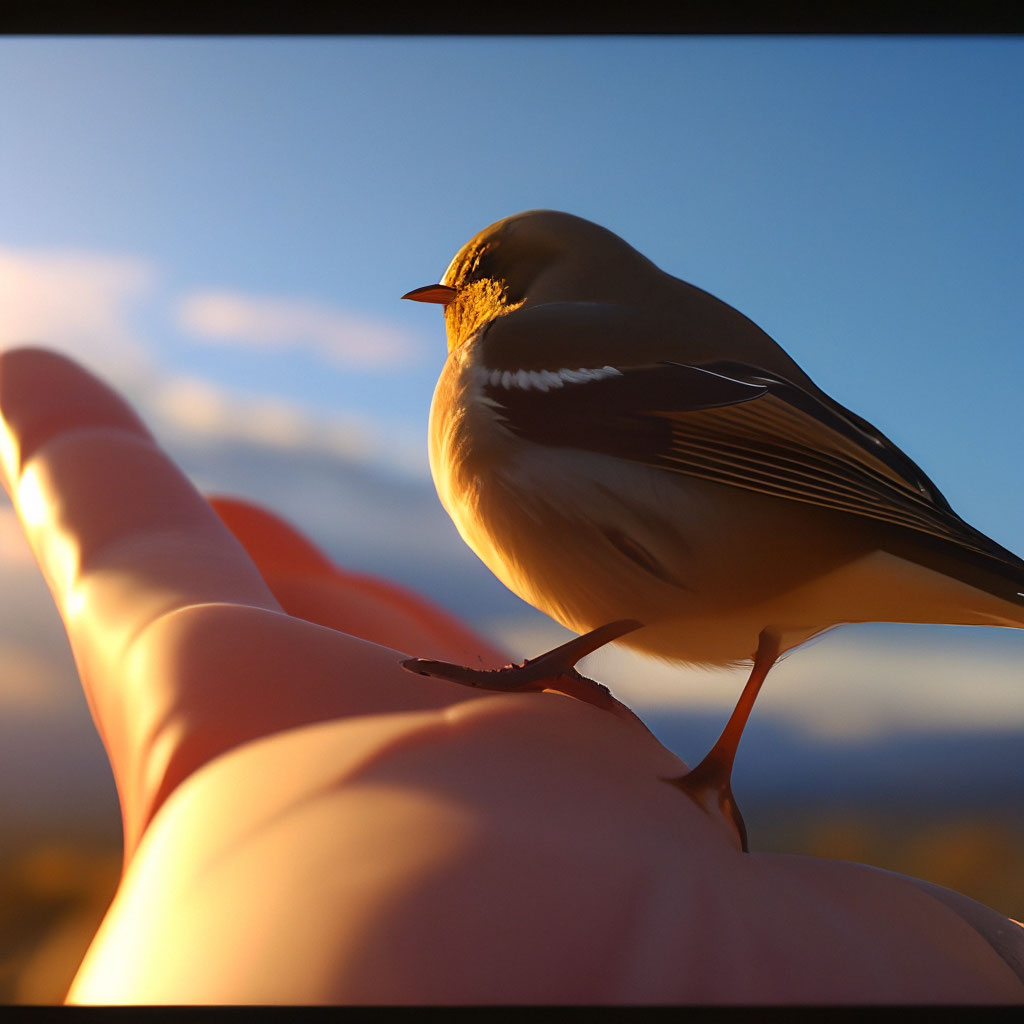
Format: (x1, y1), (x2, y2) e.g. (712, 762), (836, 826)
(428, 344), (510, 536)
(428, 345), (708, 638)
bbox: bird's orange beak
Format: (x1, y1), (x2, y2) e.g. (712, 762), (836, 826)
(402, 284), (457, 305)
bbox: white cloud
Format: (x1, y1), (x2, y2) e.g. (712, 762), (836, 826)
(487, 616), (1024, 740)
(147, 372), (426, 476)
(0, 244), (420, 385)
(0, 243), (428, 475)
(152, 374), (322, 451)
(772, 622), (1024, 739)
(0, 245), (154, 380)
(176, 290), (417, 369)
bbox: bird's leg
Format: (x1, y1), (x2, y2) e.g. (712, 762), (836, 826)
(400, 619), (644, 709)
(666, 628), (782, 853)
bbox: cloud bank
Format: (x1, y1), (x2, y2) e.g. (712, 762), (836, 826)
(0, 245), (153, 378)
(177, 290), (417, 369)
(0, 244), (428, 474)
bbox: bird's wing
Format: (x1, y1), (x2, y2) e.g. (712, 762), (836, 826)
(486, 355), (1024, 575)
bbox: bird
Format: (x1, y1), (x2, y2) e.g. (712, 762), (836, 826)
(400, 209), (1024, 849)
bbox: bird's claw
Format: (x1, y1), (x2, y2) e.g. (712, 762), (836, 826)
(399, 655), (556, 691)
(665, 760), (749, 853)
(400, 618), (642, 706)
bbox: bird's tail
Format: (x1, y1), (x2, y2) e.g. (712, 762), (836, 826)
(882, 529), (1024, 631)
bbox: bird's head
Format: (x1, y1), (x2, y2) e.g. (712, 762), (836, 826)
(403, 210), (659, 351)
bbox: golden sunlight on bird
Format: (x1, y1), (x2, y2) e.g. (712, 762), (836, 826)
(402, 210), (1024, 842)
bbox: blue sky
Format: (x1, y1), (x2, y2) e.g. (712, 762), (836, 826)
(1, 36), (1022, 741)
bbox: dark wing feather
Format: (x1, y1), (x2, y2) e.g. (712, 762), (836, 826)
(487, 360), (1024, 582)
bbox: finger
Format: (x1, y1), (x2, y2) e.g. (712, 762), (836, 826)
(0, 347), (281, 803)
(0, 348), (280, 660)
(208, 495), (509, 668)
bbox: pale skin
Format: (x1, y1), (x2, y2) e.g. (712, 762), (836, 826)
(1, 347), (1021, 1004)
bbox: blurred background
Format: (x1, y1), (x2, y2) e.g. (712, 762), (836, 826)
(1, 36), (1022, 1002)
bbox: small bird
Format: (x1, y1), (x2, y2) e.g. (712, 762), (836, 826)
(402, 210), (1024, 847)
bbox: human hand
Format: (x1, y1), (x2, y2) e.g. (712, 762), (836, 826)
(1, 347), (1020, 1004)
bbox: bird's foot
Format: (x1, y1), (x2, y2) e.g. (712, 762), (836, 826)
(668, 757), (749, 854)
(664, 628), (782, 853)
(400, 618), (643, 711)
